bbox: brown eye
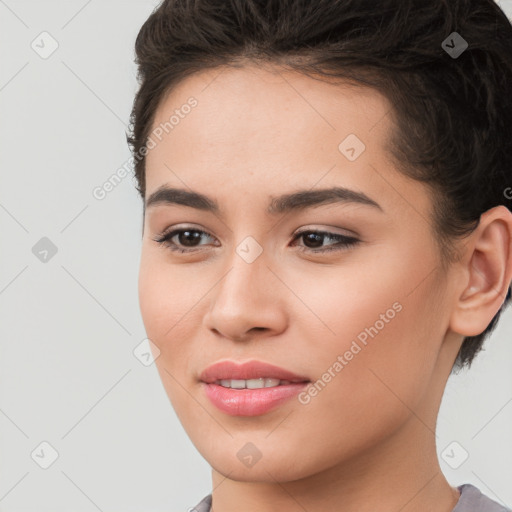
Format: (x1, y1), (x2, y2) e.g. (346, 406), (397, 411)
(153, 228), (216, 253)
(291, 230), (360, 253)
(172, 230), (203, 247)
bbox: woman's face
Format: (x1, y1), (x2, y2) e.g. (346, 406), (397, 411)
(138, 64), (460, 481)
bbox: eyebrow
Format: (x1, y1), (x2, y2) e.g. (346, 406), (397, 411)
(145, 185), (383, 216)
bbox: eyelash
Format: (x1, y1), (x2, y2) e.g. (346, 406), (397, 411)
(152, 227), (360, 254)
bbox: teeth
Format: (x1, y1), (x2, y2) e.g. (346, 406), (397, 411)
(263, 378), (281, 388)
(230, 379), (246, 389)
(216, 378), (291, 389)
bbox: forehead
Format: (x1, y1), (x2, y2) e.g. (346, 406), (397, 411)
(149, 63), (392, 152)
(144, 63), (431, 223)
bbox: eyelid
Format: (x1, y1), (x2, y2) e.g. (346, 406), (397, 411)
(294, 224), (359, 238)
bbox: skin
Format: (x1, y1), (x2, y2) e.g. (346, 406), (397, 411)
(138, 63), (512, 512)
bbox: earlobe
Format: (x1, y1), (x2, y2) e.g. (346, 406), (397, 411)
(450, 205), (512, 337)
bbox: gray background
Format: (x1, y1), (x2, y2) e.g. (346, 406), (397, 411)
(0, 1), (511, 510)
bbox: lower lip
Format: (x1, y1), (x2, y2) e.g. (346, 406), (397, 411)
(202, 382), (310, 416)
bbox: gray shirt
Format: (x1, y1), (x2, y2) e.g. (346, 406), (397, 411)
(190, 484), (511, 512)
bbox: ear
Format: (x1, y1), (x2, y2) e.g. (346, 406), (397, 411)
(450, 205), (512, 337)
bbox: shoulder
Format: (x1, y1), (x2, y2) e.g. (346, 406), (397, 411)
(454, 484), (511, 512)
(188, 486), (510, 512)
(189, 493), (212, 512)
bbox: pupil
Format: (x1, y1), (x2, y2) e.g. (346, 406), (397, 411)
(305, 233), (322, 248)
(181, 230), (200, 246)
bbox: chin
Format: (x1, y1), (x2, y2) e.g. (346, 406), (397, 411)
(198, 440), (322, 483)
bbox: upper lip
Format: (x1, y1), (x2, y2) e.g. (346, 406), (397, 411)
(199, 360), (310, 383)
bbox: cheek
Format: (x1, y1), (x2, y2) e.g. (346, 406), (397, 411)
(138, 248), (207, 382)
(138, 248), (192, 340)
(286, 285), (439, 471)
(138, 253), (168, 336)
(138, 251), (187, 381)
(298, 252), (442, 417)
(138, 252), (199, 411)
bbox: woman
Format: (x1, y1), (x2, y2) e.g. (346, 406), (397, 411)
(127, 0), (512, 510)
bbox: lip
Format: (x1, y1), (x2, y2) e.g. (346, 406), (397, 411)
(199, 360), (310, 417)
(199, 359), (310, 383)
(201, 382), (309, 416)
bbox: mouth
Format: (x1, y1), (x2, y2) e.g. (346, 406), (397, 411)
(199, 360), (311, 416)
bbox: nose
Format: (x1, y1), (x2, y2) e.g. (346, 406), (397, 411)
(202, 254), (287, 342)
